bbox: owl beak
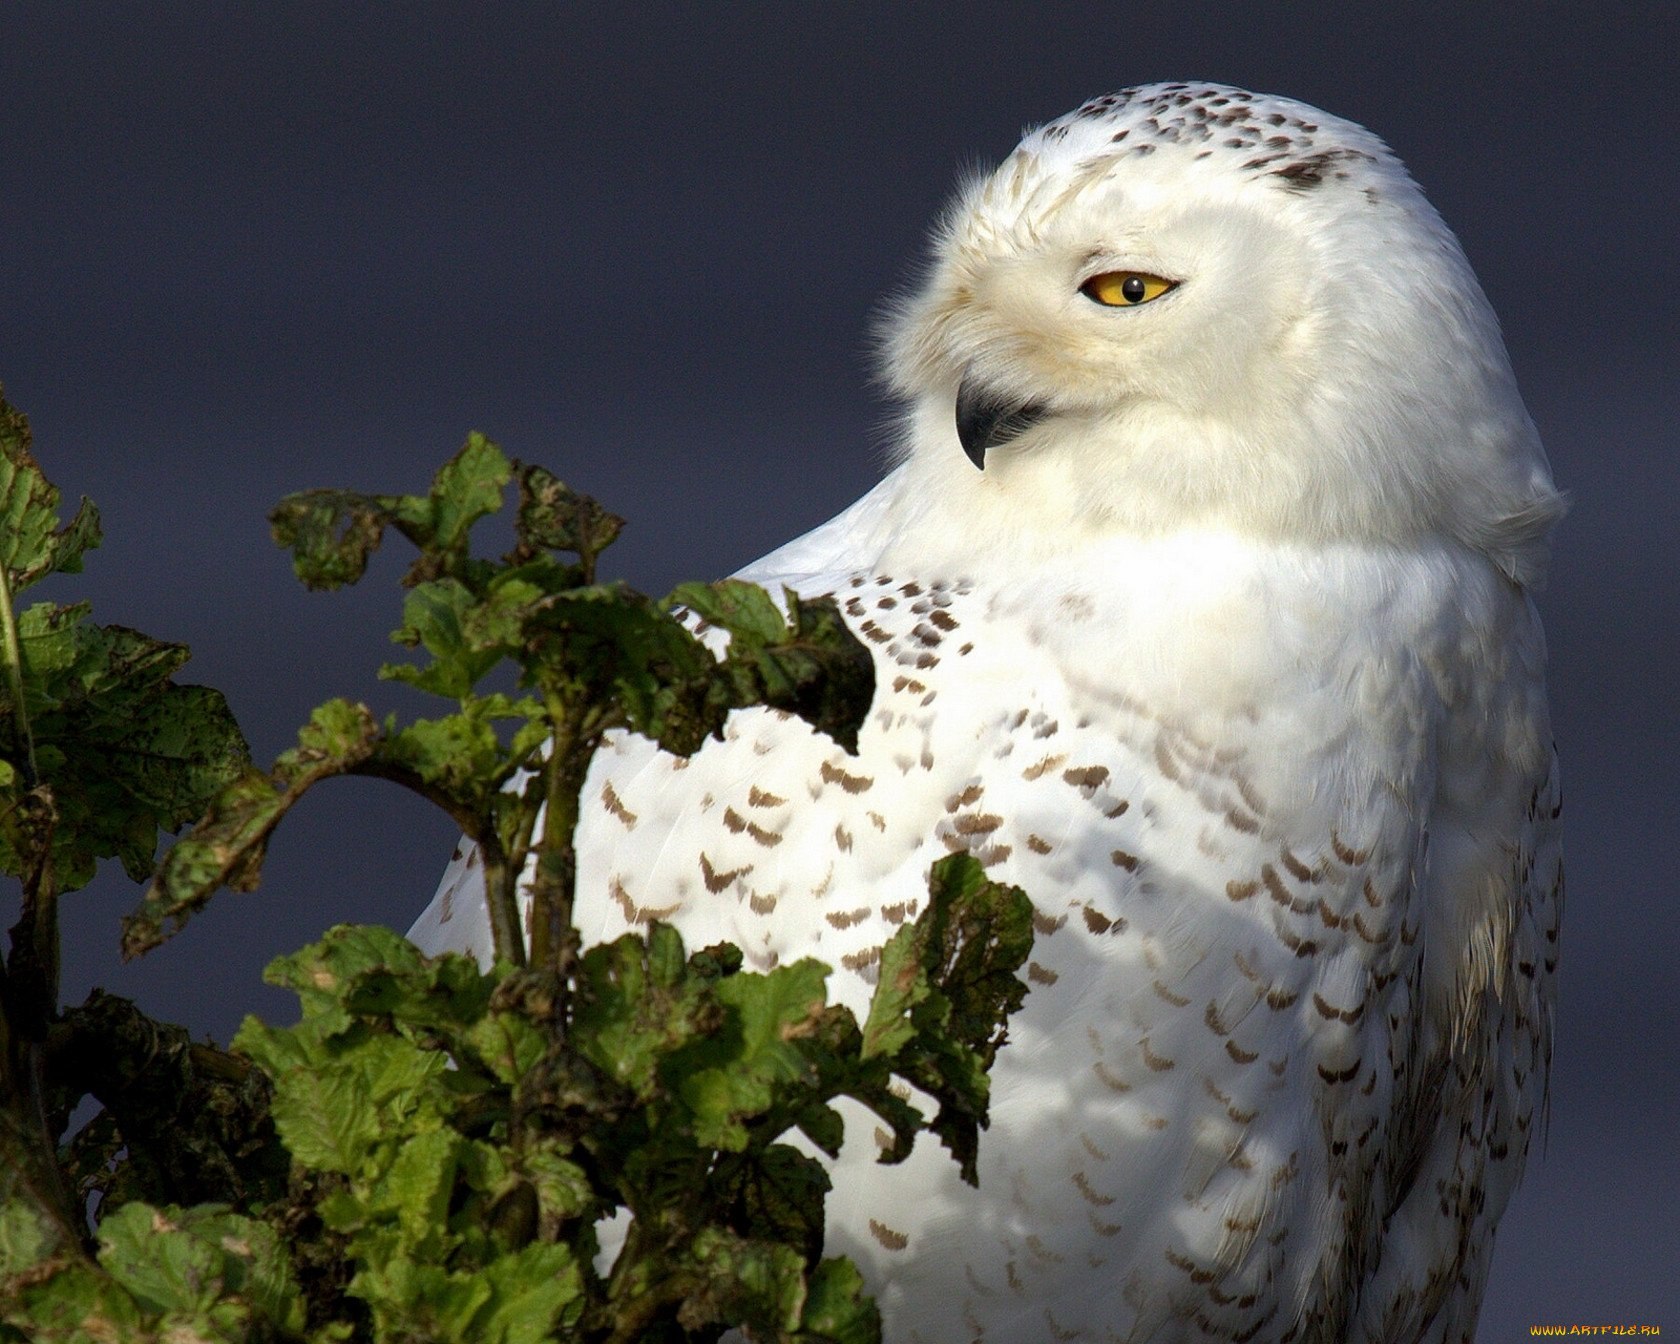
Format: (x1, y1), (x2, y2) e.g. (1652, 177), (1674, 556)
(955, 373), (1050, 471)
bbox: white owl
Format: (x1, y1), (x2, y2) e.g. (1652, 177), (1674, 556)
(409, 84), (1565, 1343)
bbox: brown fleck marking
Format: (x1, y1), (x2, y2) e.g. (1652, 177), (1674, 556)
(868, 1219), (909, 1251)
(821, 760), (874, 794)
(1033, 717), (1060, 739)
(1225, 807), (1261, 834)
(1205, 1002), (1230, 1035)
(1312, 993), (1364, 1025)
(1082, 905), (1112, 935)
(1331, 830), (1369, 865)
(826, 907), (871, 930)
(1233, 949), (1263, 983)
(1033, 907), (1068, 935)
(1233, 773), (1267, 815)
(1027, 834), (1053, 854)
(900, 580), (922, 596)
(959, 641), (975, 655)
(833, 824), (853, 852)
(1226, 1039), (1259, 1064)
(930, 609), (958, 631)
(1080, 1132), (1110, 1161)
(1280, 847), (1317, 883)
(1316, 899), (1342, 929)
(1154, 738), (1183, 783)
(1265, 985), (1299, 1010)
(842, 946), (881, 972)
(611, 878), (681, 925)
(1399, 919), (1419, 946)
(599, 779), (639, 828)
(700, 853), (752, 893)
(1073, 1171), (1114, 1206)
(1153, 979), (1190, 1007)
(866, 810), (887, 831)
(975, 842), (1012, 867)
(747, 786), (786, 808)
(1165, 1248), (1217, 1284)
(723, 807), (747, 833)
(1090, 1211), (1123, 1237)
(1261, 864), (1305, 909)
(1062, 764), (1110, 792)
(1025, 1234), (1064, 1265)
(914, 652), (938, 669)
(1105, 799), (1130, 819)
(1139, 1037), (1175, 1071)
(858, 621), (891, 645)
(465, 848), (480, 869)
(745, 818), (782, 846)
(1094, 1061), (1131, 1092)
(1317, 1060), (1361, 1085)
(953, 811), (1003, 835)
(1227, 879), (1260, 902)
(1362, 877), (1385, 908)
(880, 901), (910, 926)
(1028, 961), (1059, 986)
(1005, 1260), (1025, 1295)
(945, 783), (984, 811)
(749, 890), (777, 915)
(1110, 849), (1140, 872)
(1022, 753), (1068, 781)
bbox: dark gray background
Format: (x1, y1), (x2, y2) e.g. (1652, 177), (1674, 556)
(3, 5), (1674, 1335)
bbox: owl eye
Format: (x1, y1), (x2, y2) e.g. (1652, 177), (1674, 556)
(1080, 271), (1177, 307)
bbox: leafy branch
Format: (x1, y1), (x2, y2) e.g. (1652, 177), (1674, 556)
(0, 398), (1033, 1342)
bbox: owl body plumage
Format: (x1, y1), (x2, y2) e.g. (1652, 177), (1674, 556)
(410, 83), (1563, 1342)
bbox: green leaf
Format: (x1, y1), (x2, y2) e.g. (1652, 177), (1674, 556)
(0, 390), (102, 589)
(0, 601), (249, 892)
(268, 487), (395, 590)
(677, 960), (833, 1150)
(270, 433), (511, 590)
(95, 1202), (305, 1332)
(796, 1256), (882, 1344)
(865, 853), (1033, 1184)
(125, 699), (379, 955)
(266, 1065), (381, 1174)
(512, 462), (624, 575)
(669, 582), (877, 755)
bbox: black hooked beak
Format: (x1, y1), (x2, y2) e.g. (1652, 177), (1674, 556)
(954, 373), (1051, 471)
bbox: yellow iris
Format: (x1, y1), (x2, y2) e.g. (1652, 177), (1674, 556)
(1080, 271), (1177, 307)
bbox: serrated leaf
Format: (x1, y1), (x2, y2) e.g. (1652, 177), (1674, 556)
(125, 699), (379, 955)
(513, 462), (623, 572)
(377, 1127), (461, 1247)
(0, 390), (102, 588)
(677, 959), (832, 1150)
(269, 487), (395, 590)
(2, 602), (249, 892)
(267, 1066), (381, 1174)
(473, 1241), (584, 1344)
(796, 1256), (882, 1344)
(863, 853), (1033, 1184)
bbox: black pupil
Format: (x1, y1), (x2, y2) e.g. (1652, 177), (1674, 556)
(1121, 275), (1147, 303)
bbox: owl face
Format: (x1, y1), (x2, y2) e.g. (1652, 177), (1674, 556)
(879, 84), (1563, 585)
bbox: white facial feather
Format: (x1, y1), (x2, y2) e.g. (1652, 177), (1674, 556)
(880, 82), (1565, 586)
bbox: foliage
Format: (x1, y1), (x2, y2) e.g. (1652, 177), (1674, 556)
(0, 390), (1034, 1342)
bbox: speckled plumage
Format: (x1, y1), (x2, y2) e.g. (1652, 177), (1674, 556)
(408, 84), (1564, 1343)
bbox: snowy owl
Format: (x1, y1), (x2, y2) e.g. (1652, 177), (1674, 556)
(409, 84), (1565, 1342)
